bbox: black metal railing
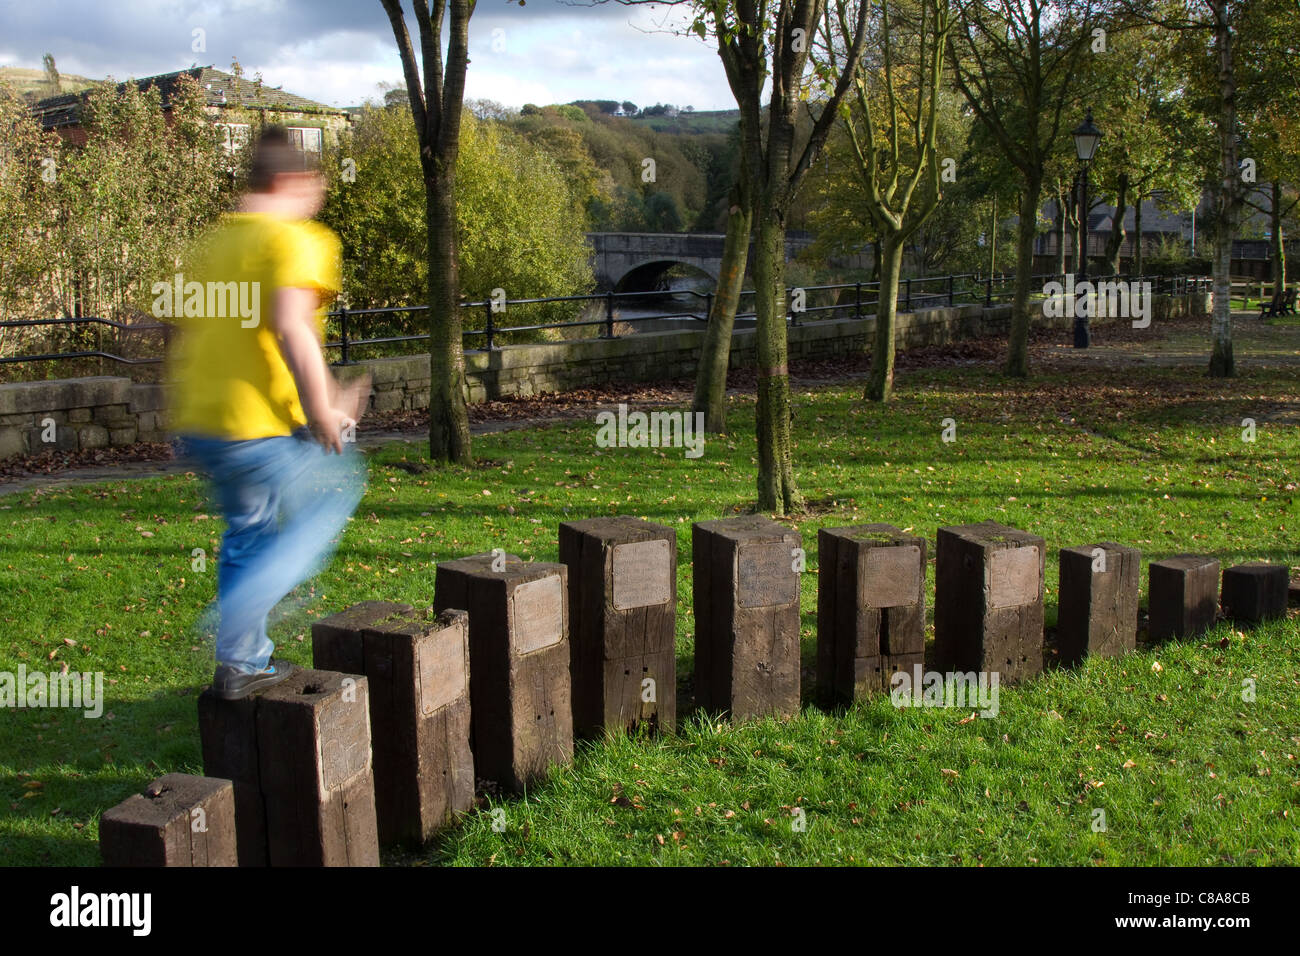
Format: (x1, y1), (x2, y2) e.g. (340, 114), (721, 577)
(1, 271), (1212, 369)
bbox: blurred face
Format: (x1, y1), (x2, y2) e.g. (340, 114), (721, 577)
(271, 170), (326, 219)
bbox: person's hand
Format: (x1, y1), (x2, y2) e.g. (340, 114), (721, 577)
(337, 372), (372, 425)
(308, 374), (370, 454)
(308, 406), (351, 455)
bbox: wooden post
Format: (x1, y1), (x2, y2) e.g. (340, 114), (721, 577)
(816, 524), (926, 704)
(99, 774), (238, 867)
(434, 552), (574, 791)
(692, 516), (802, 719)
(1056, 542), (1141, 665)
(311, 600), (413, 675)
(1148, 554), (1220, 641)
(558, 516), (677, 738)
(312, 603), (474, 845)
(935, 521), (1045, 683)
(1221, 562), (1288, 624)
(197, 691), (267, 867)
(255, 668), (380, 866)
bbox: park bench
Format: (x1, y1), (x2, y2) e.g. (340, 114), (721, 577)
(1259, 287), (1297, 318)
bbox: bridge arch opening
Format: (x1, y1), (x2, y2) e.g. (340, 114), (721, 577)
(615, 259), (718, 295)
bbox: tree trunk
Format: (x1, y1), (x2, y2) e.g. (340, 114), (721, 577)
(380, 0), (475, 461)
(989, 196), (997, 275)
(693, 190), (752, 433)
(1054, 187), (1067, 278)
(1064, 177), (1080, 273)
(427, 170), (472, 462)
(1208, 0), (1236, 379)
(1270, 180), (1285, 294)
(1006, 182), (1041, 378)
(865, 236), (905, 402)
(1210, 219), (1234, 375)
(1104, 172), (1129, 275)
(752, 213), (800, 515)
(1134, 192), (1144, 276)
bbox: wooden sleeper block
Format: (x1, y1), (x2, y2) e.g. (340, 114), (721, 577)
(312, 602), (475, 845)
(559, 516), (677, 738)
(1221, 562), (1288, 624)
(99, 773), (237, 867)
(434, 552), (574, 792)
(310, 600), (414, 676)
(197, 691), (267, 866)
(1148, 554), (1219, 641)
(255, 668), (381, 866)
(198, 603), (408, 866)
(816, 524), (926, 703)
(1056, 542), (1141, 665)
(692, 516), (802, 719)
(934, 521), (1045, 683)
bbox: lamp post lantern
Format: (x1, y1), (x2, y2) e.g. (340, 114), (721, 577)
(1072, 111), (1103, 348)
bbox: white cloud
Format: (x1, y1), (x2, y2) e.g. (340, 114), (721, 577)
(5, 1), (736, 111)
(466, 74), (557, 109)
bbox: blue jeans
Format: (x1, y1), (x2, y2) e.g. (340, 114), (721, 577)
(180, 429), (366, 674)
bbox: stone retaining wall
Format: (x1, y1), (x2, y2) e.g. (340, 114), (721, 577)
(340, 302), (1020, 408)
(0, 292), (1209, 460)
(0, 377), (167, 460)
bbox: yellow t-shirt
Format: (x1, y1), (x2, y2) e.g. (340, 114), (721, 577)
(163, 212), (342, 440)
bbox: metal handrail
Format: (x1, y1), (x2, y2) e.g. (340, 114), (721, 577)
(1, 272), (1214, 368)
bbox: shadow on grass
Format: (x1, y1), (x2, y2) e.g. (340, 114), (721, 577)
(1, 682), (209, 866)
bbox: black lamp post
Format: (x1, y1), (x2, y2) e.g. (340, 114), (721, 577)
(1072, 111), (1103, 348)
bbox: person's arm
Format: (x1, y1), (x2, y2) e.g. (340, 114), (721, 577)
(273, 286), (349, 453)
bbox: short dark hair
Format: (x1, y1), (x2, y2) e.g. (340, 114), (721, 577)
(247, 125), (319, 192)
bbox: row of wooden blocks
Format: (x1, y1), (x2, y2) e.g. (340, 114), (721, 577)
(98, 517), (1289, 866)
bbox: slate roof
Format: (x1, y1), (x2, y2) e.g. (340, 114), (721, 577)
(31, 66), (346, 130)
(1039, 195), (1206, 238)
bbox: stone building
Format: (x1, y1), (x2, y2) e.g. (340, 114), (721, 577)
(31, 65), (350, 150)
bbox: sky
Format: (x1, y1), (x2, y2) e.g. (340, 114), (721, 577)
(0, 0), (736, 112)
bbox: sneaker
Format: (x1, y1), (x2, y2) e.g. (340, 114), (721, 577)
(211, 658), (295, 701)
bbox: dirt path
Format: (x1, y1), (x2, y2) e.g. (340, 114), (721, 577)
(0, 403), (685, 497)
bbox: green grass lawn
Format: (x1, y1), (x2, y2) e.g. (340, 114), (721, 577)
(2, 336), (1299, 866)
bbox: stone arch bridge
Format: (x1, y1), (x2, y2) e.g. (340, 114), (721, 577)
(587, 232), (816, 292)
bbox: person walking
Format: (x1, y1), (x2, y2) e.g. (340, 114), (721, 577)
(163, 125), (370, 700)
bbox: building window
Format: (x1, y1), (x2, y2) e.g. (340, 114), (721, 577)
(215, 122), (251, 154)
(286, 127), (323, 152)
